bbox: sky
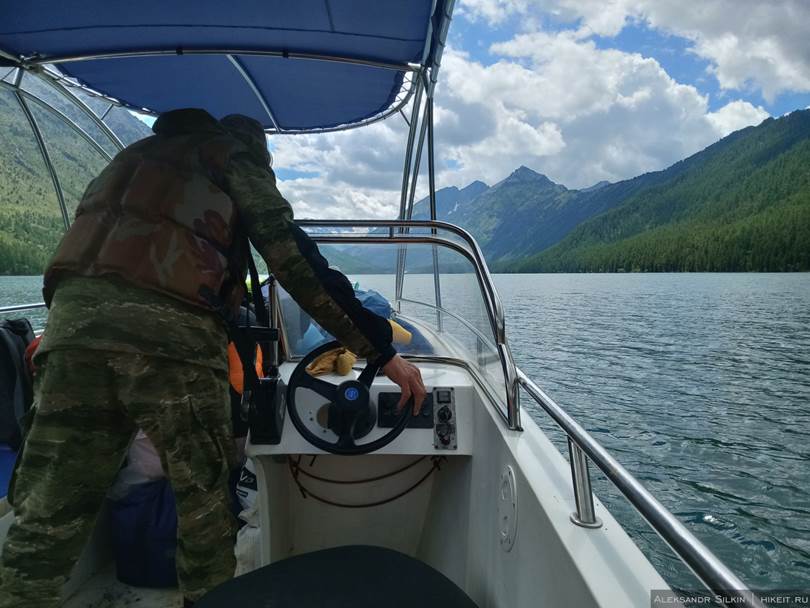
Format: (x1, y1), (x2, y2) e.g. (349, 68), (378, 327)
(153, 0), (810, 219)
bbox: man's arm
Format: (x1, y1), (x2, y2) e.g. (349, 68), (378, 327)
(224, 156), (394, 363)
(223, 155), (426, 411)
(219, 155), (425, 414)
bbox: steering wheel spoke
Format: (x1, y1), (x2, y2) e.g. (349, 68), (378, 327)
(336, 433), (356, 449)
(357, 362), (380, 388)
(299, 371), (338, 401)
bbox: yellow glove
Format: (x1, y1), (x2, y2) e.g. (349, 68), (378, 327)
(389, 319), (412, 344)
(306, 347), (357, 376)
(305, 321), (408, 377)
(336, 350), (357, 375)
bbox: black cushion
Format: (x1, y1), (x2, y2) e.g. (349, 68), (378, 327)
(197, 545), (478, 608)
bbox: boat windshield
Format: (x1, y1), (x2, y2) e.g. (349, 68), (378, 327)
(275, 231), (509, 411)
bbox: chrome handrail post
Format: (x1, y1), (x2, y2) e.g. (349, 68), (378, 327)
(427, 95), (442, 332)
(568, 438), (602, 528)
(395, 77), (425, 306)
(498, 342), (521, 429)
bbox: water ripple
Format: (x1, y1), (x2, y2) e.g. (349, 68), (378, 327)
(495, 273), (810, 592)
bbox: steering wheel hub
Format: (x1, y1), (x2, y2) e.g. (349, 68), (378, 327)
(336, 380), (366, 408)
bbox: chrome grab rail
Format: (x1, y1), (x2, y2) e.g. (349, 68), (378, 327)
(397, 297), (497, 350)
(0, 302), (46, 314)
(300, 219), (520, 429)
(517, 368), (765, 608)
(298, 219), (506, 339)
(567, 438), (602, 528)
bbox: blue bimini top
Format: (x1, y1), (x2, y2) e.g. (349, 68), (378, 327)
(0, 0), (453, 132)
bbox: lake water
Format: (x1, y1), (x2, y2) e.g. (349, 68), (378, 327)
(493, 273), (810, 593)
(2, 272), (809, 592)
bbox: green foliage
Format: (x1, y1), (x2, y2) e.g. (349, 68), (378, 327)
(514, 110), (810, 273)
(0, 208), (64, 274)
(0, 81), (151, 275)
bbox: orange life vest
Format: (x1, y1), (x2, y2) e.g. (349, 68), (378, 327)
(228, 342), (263, 394)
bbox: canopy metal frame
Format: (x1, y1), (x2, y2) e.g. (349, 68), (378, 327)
(395, 0), (455, 303)
(2, 49), (422, 135)
(20, 48), (417, 73)
(227, 55), (283, 133)
(40, 71), (125, 150)
(12, 87), (70, 230)
(16, 88), (115, 162)
(0, 0), (483, 422)
(0, 66), (126, 231)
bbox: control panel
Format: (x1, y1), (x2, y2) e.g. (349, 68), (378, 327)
(253, 361), (474, 456)
(378, 392), (434, 428)
(433, 388), (457, 450)
(376, 387), (457, 448)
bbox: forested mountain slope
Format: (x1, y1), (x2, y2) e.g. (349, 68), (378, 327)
(408, 166), (637, 263)
(0, 80), (151, 275)
(515, 110), (810, 272)
(2, 85), (807, 275)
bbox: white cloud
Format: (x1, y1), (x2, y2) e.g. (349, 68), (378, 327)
(439, 34), (769, 188)
(456, 0), (532, 26)
(279, 176), (400, 220)
(706, 100), (769, 136)
(270, 6), (787, 217)
(635, 0), (810, 102)
(269, 118), (412, 219)
(458, 0), (810, 102)
(458, 0), (634, 36)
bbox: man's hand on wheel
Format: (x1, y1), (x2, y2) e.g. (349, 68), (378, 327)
(382, 354), (426, 414)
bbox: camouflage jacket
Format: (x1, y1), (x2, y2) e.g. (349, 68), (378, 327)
(40, 109), (394, 366)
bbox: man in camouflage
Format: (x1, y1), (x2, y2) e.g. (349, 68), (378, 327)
(0, 109), (426, 607)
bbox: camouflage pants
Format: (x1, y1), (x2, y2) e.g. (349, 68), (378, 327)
(0, 350), (237, 607)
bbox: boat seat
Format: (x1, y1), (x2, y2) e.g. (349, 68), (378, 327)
(197, 545), (478, 608)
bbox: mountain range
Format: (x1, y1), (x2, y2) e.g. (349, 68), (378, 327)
(1, 88), (808, 275)
(408, 108), (810, 272)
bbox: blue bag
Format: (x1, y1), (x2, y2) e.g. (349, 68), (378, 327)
(109, 479), (178, 588)
(0, 445), (16, 499)
(355, 289), (392, 319)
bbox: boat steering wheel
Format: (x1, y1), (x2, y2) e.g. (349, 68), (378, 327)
(286, 341), (411, 455)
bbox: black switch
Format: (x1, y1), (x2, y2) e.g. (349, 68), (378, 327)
(378, 392), (433, 429)
(436, 390), (451, 404)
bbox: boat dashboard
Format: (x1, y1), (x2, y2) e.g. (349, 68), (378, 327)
(247, 361), (475, 457)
